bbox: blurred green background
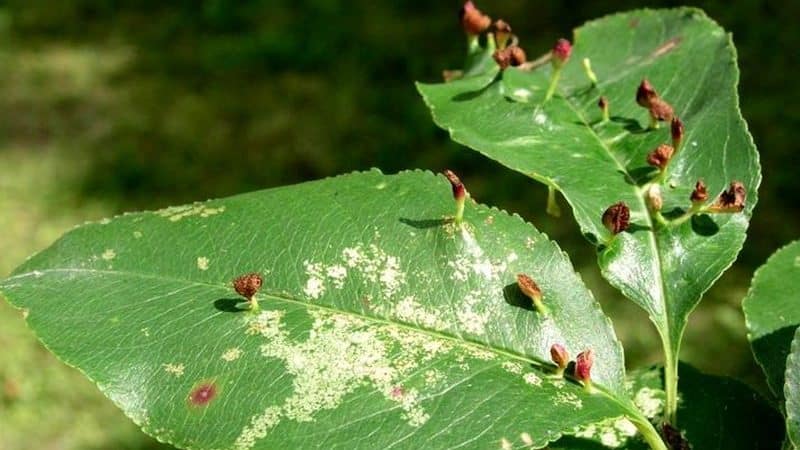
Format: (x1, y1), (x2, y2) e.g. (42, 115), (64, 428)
(0, 1), (797, 448)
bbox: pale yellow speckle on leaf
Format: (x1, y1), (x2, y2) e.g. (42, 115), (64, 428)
(162, 363), (184, 377)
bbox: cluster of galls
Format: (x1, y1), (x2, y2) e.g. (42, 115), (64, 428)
(459, 1), (528, 69)
(459, 1), (577, 100)
(550, 344), (595, 391)
(599, 78), (747, 238)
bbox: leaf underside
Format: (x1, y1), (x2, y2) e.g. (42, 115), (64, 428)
(1, 170), (639, 450)
(417, 7), (760, 354)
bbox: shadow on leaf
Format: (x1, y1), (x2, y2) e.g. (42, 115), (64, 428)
(612, 116), (648, 134)
(399, 217), (449, 229)
(451, 81), (494, 102)
(213, 298), (248, 313)
(502, 282), (534, 312)
(690, 214), (719, 236)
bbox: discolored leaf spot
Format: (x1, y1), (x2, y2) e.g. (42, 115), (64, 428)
(188, 381), (218, 408)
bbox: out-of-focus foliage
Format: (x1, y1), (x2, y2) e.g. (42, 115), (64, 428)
(0, 1), (797, 449)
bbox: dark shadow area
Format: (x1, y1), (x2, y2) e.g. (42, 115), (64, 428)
(213, 298), (248, 313)
(611, 116), (648, 134)
(750, 325), (799, 394)
(691, 213), (720, 236)
(662, 207), (686, 220)
(503, 282), (534, 311)
(451, 81), (494, 102)
(623, 166), (657, 185)
(627, 222), (652, 233)
(549, 435), (649, 450)
(399, 217), (448, 229)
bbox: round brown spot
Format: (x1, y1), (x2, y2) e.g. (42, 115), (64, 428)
(188, 382), (217, 407)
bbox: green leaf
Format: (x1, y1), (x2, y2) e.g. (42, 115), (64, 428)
(743, 240), (800, 398)
(0, 170), (656, 449)
(785, 328), (800, 447)
(551, 364), (782, 449)
(417, 8), (760, 419)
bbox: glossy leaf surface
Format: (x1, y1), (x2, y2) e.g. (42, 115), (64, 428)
(1, 170), (641, 449)
(418, 8), (760, 362)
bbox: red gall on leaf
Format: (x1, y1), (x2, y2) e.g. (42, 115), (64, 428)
(636, 79), (658, 108)
(602, 202), (630, 235)
(550, 344), (569, 371)
(646, 144), (675, 171)
(233, 273), (263, 310)
(690, 179), (708, 204)
(493, 46), (526, 70)
(443, 169), (467, 224)
(649, 98), (675, 123)
(671, 117), (685, 150)
(709, 181), (746, 213)
(459, 1), (491, 36)
(517, 273), (547, 315)
(493, 19), (512, 49)
(552, 38), (572, 68)
(443, 169), (465, 201)
(575, 349), (594, 388)
(598, 96), (610, 122)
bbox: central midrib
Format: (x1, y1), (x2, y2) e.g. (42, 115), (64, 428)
(561, 91), (671, 336)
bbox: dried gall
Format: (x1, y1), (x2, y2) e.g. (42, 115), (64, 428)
(493, 19), (511, 49)
(690, 179), (708, 204)
(233, 273), (263, 310)
(671, 117), (685, 150)
(709, 181), (746, 213)
(550, 343), (569, 377)
(646, 144), (675, 171)
(517, 273), (547, 315)
(602, 202), (630, 235)
(459, 1), (491, 36)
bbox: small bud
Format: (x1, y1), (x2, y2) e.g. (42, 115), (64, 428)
(493, 46), (526, 70)
(598, 96), (609, 122)
(550, 344), (569, 377)
(709, 181), (746, 213)
(443, 169), (467, 224)
(582, 58), (598, 85)
(233, 273), (263, 310)
(690, 179), (708, 204)
(459, 1), (491, 36)
(545, 39), (571, 101)
(494, 19), (512, 49)
(671, 117), (685, 150)
(602, 202), (630, 235)
(646, 144), (675, 171)
(636, 79), (658, 108)
(552, 39), (572, 69)
(517, 273), (548, 315)
(646, 184), (663, 213)
(575, 349), (594, 389)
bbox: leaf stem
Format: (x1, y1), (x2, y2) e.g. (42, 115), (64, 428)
(662, 335), (679, 425)
(545, 68), (562, 101)
(629, 416), (669, 450)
